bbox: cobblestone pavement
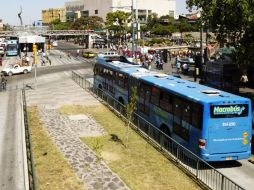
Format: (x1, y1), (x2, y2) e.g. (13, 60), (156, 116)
(26, 72), (129, 190)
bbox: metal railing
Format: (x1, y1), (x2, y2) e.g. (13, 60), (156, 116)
(72, 71), (245, 190)
(22, 89), (37, 190)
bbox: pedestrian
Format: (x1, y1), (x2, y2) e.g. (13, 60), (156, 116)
(68, 52), (71, 59)
(76, 49), (80, 57)
(1, 74), (7, 90)
(182, 63), (189, 74)
(176, 56), (181, 74)
(159, 61), (164, 70)
(240, 73), (248, 88)
(25, 55), (30, 65)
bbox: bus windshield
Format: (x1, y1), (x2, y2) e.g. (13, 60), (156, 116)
(7, 44), (17, 51)
(210, 104), (249, 118)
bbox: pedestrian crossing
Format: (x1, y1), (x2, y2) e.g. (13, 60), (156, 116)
(47, 50), (95, 67)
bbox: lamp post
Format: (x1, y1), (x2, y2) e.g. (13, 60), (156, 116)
(200, 22), (204, 65)
(131, 0), (135, 58)
(200, 22), (205, 82)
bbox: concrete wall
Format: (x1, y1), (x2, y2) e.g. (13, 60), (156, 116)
(65, 0), (176, 21)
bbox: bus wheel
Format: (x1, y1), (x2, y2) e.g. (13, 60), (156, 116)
(97, 84), (103, 98)
(160, 124), (172, 150)
(118, 97), (125, 115)
(118, 97), (124, 105)
(160, 124), (171, 137)
(23, 69), (28, 74)
(8, 72), (13, 76)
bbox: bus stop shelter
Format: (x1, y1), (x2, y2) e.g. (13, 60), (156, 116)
(19, 35), (46, 53)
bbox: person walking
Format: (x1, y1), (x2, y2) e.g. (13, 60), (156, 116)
(240, 73), (248, 88)
(1, 74), (7, 90)
(176, 56), (181, 74)
(182, 63), (189, 74)
(76, 49), (80, 57)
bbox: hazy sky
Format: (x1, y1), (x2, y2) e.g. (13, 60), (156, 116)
(0, 0), (188, 25)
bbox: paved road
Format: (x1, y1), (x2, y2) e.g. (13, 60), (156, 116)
(0, 87), (28, 190)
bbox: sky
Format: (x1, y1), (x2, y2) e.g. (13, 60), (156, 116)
(0, 0), (188, 25)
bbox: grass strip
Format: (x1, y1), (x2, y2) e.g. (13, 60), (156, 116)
(28, 106), (85, 190)
(59, 105), (201, 190)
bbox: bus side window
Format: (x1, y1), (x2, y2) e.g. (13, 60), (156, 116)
(191, 104), (203, 129)
(150, 87), (160, 106)
(138, 83), (150, 115)
(173, 97), (182, 117)
(159, 91), (172, 113)
(182, 102), (191, 123)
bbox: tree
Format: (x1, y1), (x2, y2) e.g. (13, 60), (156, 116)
(105, 11), (131, 44)
(49, 19), (71, 30)
(70, 16), (104, 30)
(125, 87), (138, 147)
(3, 24), (12, 31)
(187, 0), (254, 65)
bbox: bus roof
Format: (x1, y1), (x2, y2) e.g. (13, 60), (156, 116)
(96, 57), (250, 104)
(96, 55), (140, 71)
(140, 74), (249, 104)
(7, 40), (18, 44)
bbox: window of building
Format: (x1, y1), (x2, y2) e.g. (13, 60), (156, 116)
(95, 10), (98, 14)
(138, 9), (146, 14)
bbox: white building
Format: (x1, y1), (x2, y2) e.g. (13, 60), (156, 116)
(65, 0), (176, 22)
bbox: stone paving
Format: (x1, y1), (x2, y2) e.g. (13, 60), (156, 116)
(38, 107), (128, 190)
(26, 72), (130, 190)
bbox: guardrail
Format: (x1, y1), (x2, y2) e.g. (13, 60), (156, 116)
(72, 71), (246, 190)
(22, 89), (37, 190)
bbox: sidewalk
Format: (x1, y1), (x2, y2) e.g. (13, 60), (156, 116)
(156, 60), (254, 100)
(25, 71), (129, 190)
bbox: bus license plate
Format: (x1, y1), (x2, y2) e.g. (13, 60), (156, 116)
(225, 157), (232, 161)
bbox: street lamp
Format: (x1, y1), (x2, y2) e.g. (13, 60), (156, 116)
(200, 22), (204, 65)
(131, 0), (135, 58)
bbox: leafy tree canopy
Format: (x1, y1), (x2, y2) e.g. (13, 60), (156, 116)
(187, 0), (254, 65)
(105, 11), (131, 30)
(70, 16), (104, 30)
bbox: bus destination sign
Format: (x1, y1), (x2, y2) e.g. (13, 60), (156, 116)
(210, 104), (248, 118)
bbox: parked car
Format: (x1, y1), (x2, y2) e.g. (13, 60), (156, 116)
(83, 51), (96, 58)
(1, 64), (32, 76)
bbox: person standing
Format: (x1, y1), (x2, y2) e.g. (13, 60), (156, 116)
(182, 63), (189, 74)
(240, 73), (248, 88)
(1, 74), (7, 90)
(76, 49), (80, 57)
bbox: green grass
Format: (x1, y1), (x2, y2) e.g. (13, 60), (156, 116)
(59, 105), (201, 190)
(28, 106), (86, 190)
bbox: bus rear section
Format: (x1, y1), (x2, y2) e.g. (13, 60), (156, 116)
(6, 40), (18, 56)
(201, 103), (252, 161)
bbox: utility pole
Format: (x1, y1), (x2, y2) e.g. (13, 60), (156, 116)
(131, 0), (135, 59)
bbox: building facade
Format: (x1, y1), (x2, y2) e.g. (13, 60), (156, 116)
(65, 0), (176, 22)
(41, 8), (66, 24)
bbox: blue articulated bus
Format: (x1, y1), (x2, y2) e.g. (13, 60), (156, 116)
(94, 56), (252, 162)
(6, 40), (19, 56)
